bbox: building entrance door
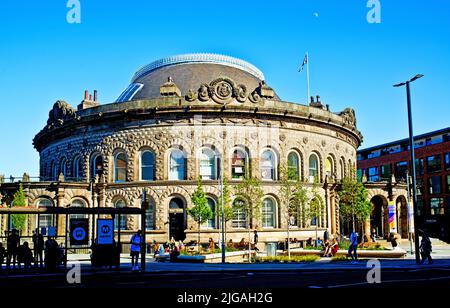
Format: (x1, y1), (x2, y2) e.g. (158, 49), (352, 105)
(169, 213), (185, 241)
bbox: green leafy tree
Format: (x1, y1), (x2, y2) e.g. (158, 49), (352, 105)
(188, 178), (212, 252)
(338, 168), (372, 239)
(279, 164), (307, 258)
(216, 178), (234, 244)
(304, 177), (325, 247)
(11, 184), (27, 232)
(235, 177), (264, 262)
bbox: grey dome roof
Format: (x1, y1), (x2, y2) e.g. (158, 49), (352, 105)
(116, 54), (280, 102)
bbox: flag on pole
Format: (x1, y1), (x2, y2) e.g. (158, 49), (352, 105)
(298, 54), (308, 72)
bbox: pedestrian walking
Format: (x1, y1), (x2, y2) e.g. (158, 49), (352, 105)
(17, 242), (33, 270)
(32, 229), (44, 268)
(130, 230), (143, 271)
(6, 229), (20, 270)
(253, 230), (259, 252)
(348, 231), (358, 264)
(0, 242), (6, 273)
(420, 231), (433, 265)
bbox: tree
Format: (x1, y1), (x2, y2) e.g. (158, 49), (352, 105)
(11, 184), (27, 232)
(216, 177), (234, 245)
(304, 177), (325, 247)
(279, 164), (307, 258)
(188, 178), (212, 252)
(234, 177), (264, 262)
(338, 169), (372, 240)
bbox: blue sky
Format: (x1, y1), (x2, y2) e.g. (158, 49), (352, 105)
(0, 0), (449, 176)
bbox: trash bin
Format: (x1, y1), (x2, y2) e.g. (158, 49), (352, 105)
(266, 242), (277, 257)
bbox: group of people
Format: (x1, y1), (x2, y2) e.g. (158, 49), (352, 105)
(0, 229), (63, 273)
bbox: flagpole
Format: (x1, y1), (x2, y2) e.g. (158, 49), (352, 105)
(306, 51), (310, 104)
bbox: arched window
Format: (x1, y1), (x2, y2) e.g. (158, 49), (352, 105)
(50, 160), (57, 181)
(91, 154), (104, 179)
(114, 152), (127, 183)
(340, 158), (346, 179)
(38, 199), (54, 230)
(308, 154), (319, 182)
(73, 156), (83, 181)
(60, 158), (68, 178)
(203, 198), (216, 229)
(261, 149), (277, 181)
(169, 197), (184, 210)
(141, 151), (155, 181)
(231, 148), (248, 180)
(114, 199), (127, 231)
(325, 157), (334, 178)
(169, 149), (186, 180)
(232, 198), (247, 229)
(199, 148), (219, 180)
(262, 198), (276, 228)
(145, 199), (155, 230)
(70, 199), (87, 220)
(287, 151), (300, 180)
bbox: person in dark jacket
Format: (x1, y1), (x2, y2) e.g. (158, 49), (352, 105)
(420, 231), (433, 265)
(6, 229), (20, 270)
(17, 242), (33, 270)
(32, 229), (45, 268)
(0, 242), (6, 272)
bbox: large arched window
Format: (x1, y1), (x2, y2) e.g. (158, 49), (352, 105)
(144, 198), (155, 230)
(141, 150), (155, 181)
(232, 199), (247, 229)
(262, 197), (276, 228)
(70, 199), (88, 220)
(38, 199), (54, 230)
(91, 154), (104, 179)
(287, 151), (300, 180)
(204, 197), (216, 229)
(169, 149), (186, 180)
(325, 157), (334, 179)
(231, 148), (248, 180)
(73, 156), (83, 181)
(308, 154), (319, 182)
(114, 199), (127, 231)
(261, 149), (277, 181)
(199, 147), (219, 180)
(114, 152), (127, 183)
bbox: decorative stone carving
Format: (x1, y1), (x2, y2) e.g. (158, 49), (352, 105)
(258, 81), (275, 99)
(47, 100), (76, 127)
(160, 77), (181, 97)
(248, 89), (262, 104)
(321, 140), (326, 147)
(339, 108), (356, 127)
(279, 134), (286, 142)
(198, 84), (210, 101)
(209, 78), (235, 104)
(233, 84), (247, 102)
(303, 137), (309, 144)
(185, 89), (197, 102)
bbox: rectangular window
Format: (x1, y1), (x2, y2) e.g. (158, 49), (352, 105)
(427, 155), (442, 173)
(447, 175), (450, 193)
(232, 208), (247, 229)
(417, 178), (424, 196)
(417, 197), (423, 216)
(445, 153), (450, 170)
(430, 198), (445, 216)
(429, 176), (442, 194)
(394, 161), (408, 181)
(415, 158), (424, 176)
(368, 167), (379, 182)
(380, 164), (391, 180)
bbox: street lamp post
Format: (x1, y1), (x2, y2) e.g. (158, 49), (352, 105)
(394, 74), (424, 264)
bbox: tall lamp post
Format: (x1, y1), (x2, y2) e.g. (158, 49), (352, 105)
(394, 74), (424, 264)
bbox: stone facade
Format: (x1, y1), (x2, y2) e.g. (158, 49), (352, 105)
(0, 54), (370, 245)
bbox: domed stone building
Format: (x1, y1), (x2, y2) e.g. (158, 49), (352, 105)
(2, 54), (366, 247)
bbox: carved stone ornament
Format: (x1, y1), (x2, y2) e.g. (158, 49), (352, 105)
(248, 89), (262, 104)
(185, 89), (197, 102)
(198, 84), (210, 101)
(233, 84), (247, 102)
(47, 100), (76, 127)
(321, 140), (326, 147)
(339, 108), (356, 127)
(303, 136), (309, 144)
(209, 78), (235, 104)
(279, 134), (286, 142)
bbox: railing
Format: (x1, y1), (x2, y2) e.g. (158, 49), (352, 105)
(0, 176), (87, 184)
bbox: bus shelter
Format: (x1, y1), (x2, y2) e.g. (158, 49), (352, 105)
(0, 205), (148, 271)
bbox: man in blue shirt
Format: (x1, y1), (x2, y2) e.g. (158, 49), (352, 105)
(348, 231), (358, 264)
